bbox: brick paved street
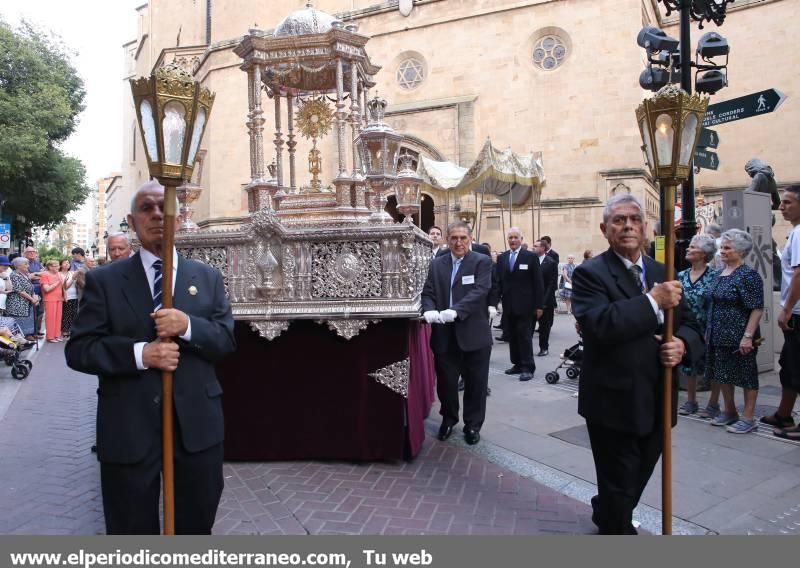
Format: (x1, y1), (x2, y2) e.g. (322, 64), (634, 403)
(0, 342), (596, 535)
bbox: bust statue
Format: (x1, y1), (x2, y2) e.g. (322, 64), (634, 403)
(745, 158), (780, 210)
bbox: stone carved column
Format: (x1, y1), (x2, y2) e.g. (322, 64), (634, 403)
(350, 65), (361, 179)
(274, 93), (284, 188)
(252, 64), (266, 182)
(286, 94), (297, 193)
(246, 67), (256, 182)
(335, 58), (347, 178)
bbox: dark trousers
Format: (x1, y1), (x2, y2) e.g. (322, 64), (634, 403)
(434, 338), (491, 431)
(506, 313), (535, 373)
(99, 420), (224, 535)
(538, 306), (555, 351)
(34, 302), (43, 335)
(586, 421), (662, 535)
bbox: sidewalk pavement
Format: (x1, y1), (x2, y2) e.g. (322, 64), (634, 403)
(2, 316), (798, 536)
(0, 342), (596, 535)
(477, 312), (800, 535)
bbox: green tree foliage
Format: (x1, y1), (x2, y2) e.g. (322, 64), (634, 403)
(0, 19), (89, 229)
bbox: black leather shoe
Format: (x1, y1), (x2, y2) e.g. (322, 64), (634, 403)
(493, 324), (503, 329)
(519, 372), (533, 381)
(464, 428), (480, 445)
(437, 423), (454, 441)
(504, 366), (522, 375)
(495, 336), (508, 342)
(457, 378), (465, 391)
(591, 495), (601, 529)
(537, 350), (549, 356)
(487, 386), (492, 396)
(90, 445), (97, 453)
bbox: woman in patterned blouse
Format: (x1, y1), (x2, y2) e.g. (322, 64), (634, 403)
(704, 229), (765, 435)
(677, 234), (719, 417)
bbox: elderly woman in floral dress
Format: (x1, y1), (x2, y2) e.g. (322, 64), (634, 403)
(703, 229), (765, 434)
(677, 234), (719, 416)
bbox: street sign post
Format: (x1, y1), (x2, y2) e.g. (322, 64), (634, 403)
(703, 88), (786, 127)
(694, 149), (719, 171)
(697, 127), (719, 149)
(0, 224), (10, 250)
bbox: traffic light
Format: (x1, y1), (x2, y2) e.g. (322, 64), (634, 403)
(637, 27), (680, 92)
(696, 32), (729, 59)
(637, 26), (679, 53)
(695, 69), (727, 94)
(694, 31), (729, 95)
(639, 67), (672, 91)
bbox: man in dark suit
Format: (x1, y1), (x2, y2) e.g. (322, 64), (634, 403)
(436, 238), (497, 393)
(496, 228), (544, 381)
(65, 180), (235, 535)
(533, 239), (558, 356)
(572, 193), (703, 535)
(422, 221), (493, 445)
(540, 235), (559, 263)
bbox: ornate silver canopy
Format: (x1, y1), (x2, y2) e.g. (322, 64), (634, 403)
(176, 4), (431, 342)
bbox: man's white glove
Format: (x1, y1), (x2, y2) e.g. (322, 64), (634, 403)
(488, 306), (498, 320)
(423, 310), (442, 324)
(439, 309), (458, 323)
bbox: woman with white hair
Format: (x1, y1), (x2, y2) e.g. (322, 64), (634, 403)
(703, 229), (764, 434)
(677, 234), (719, 416)
(5, 257), (40, 340)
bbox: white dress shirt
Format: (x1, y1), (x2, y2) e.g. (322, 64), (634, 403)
(613, 251), (663, 324)
(133, 247), (192, 370)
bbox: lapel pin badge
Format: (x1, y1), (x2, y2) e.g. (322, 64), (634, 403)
(188, 285), (198, 296)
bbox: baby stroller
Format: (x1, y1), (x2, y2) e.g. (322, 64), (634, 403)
(0, 318), (34, 380)
(545, 338), (582, 384)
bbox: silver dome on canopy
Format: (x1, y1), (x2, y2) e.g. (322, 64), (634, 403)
(273, 1), (341, 37)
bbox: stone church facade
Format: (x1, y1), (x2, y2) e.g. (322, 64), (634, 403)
(117, 0), (799, 255)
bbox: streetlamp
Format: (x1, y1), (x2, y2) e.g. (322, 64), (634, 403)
(648, 0), (736, 267)
(90, 244), (98, 258)
(636, 83), (709, 535)
(119, 218), (129, 234)
(129, 62), (215, 535)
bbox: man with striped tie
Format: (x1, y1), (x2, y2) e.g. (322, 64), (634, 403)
(66, 180), (235, 534)
(571, 193), (702, 534)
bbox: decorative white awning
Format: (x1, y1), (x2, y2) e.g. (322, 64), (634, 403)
(417, 139), (545, 206)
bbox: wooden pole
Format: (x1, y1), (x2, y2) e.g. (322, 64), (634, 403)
(161, 181), (177, 536)
(661, 182), (677, 536)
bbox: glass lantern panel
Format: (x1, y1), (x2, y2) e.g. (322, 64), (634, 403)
(386, 140), (400, 176)
(187, 107), (207, 165)
(679, 113), (699, 167)
(640, 117), (654, 171)
(367, 140), (382, 174)
(139, 100), (158, 161)
(162, 101), (187, 164)
(654, 113), (674, 167)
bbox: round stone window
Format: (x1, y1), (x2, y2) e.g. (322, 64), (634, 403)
(397, 58), (425, 90)
(533, 35), (568, 71)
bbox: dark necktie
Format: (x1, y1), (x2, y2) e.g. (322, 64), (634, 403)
(629, 264), (646, 294)
(449, 258), (462, 307)
(152, 259), (163, 311)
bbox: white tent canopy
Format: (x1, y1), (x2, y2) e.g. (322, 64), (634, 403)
(416, 139), (545, 206)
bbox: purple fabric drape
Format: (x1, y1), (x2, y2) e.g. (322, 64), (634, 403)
(217, 319), (435, 461)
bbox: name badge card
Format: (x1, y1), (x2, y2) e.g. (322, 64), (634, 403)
(462, 275), (475, 285)
(520, 264), (529, 270)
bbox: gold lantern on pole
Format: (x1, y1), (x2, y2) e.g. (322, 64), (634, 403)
(129, 62), (215, 535)
(635, 83), (708, 535)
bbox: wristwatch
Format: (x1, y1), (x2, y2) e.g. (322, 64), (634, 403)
(743, 332), (753, 339)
